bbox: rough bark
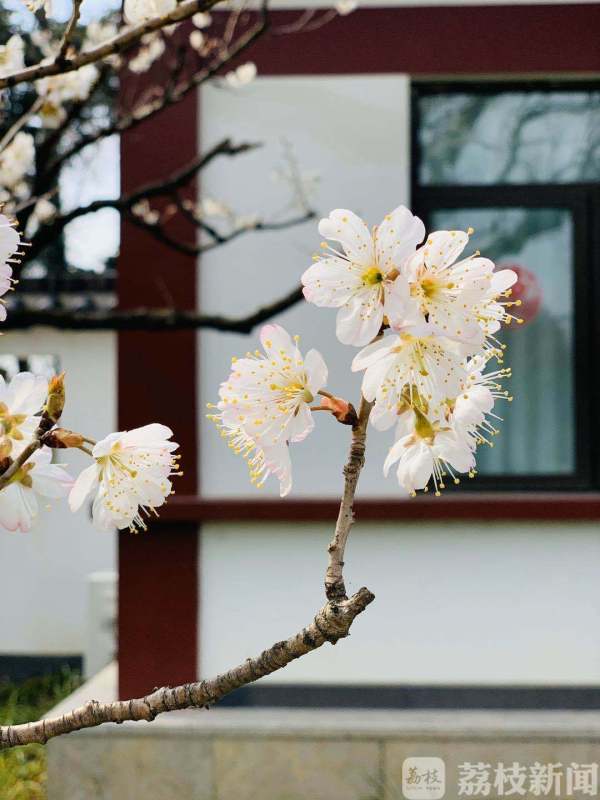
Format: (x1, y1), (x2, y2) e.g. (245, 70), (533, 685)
(0, 391), (375, 749)
(0, 0), (224, 90)
(3, 285), (304, 333)
(325, 396), (373, 600)
(0, 587), (374, 748)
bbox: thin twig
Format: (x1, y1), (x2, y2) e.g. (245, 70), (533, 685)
(0, 587), (373, 748)
(325, 395), (373, 601)
(0, 404), (57, 490)
(3, 284), (304, 332)
(128, 210), (315, 259)
(45, 6), (269, 178)
(0, 97), (43, 153)
(0, 437), (42, 491)
(0, 0), (224, 90)
(25, 138), (259, 260)
(0, 336), (376, 749)
(55, 0), (85, 66)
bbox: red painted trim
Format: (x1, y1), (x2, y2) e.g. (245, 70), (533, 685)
(160, 494), (600, 523)
(118, 63), (199, 697)
(118, 525), (198, 695)
(246, 5), (600, 76)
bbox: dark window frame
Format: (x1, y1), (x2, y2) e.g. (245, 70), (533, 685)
(411, 80), (600, 492)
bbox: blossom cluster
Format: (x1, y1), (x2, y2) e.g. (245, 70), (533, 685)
(212, 205), (518, 496)
(0, 368), (180, 535)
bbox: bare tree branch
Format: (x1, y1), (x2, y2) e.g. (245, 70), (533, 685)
(126, 209), (315, 258)
(4, 284), (304, 332)
(325, 395), (373, 600)
(25, 138), (259, 259)
(45, 7), (269, 179)
(55, 0), (85, 67)
(0, 0), (225, 90)
(0, 586), (373, 748)
(0, 402), (376, 749)
(0, 392), (59, 490)
(0, 435), (42, 491)
(0, 97), (43, 153)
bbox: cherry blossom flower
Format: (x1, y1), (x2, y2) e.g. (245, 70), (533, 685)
(0, 132), (35, 196)
(124, 0), (176, 25)
(0, 214), (21, 320)
(451, 356), (512, 450)
(217, 324), (327, 447)
(0, 448), (73, 533)
(335, 0), (358, 15)
(302, 206), (425, 346)
(352, 324), (467, 421)
(475, 268), (520, 352)
(128, 33), (165, 73)
(0, 373), (48, 457)
(215, 421), (292, 497)
(84, 20), (119, 50)
(208, 324), (328, 494)
(397, 229), (495, 343)
(0, 35), (24, 79)
(189, 30), (205, 52)
(224, 62), (257, 89)
(192, 12), (212, 28)
(26, 198), (56, 237)
(36, 66), (99, 128)
(383, 408), (474, 496)
(69, 424), (179, 532)
(22, 0), (53, 14)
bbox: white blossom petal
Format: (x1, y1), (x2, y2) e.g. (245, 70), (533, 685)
(375, 205), (425, 272)
(68, 463), (99, 511)
(318, 209), (374, 267)
(304, 349), (328, 396)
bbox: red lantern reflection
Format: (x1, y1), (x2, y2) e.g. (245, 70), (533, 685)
(499, 263), (542, 326)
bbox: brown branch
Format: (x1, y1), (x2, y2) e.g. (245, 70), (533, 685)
(126, 210), (315, 258)
(0, 393), (58, 490)
(0, 97), (43, 153)
(46, 6), (269, 178)
(55, 0), (85, 66)
(0, 586), (373, 748)
(4, 284), (304, 332)
(0, 365), (375, 749)
(325, 395), (373, 601)
(25, 138), (258, 260)
(0, 436), (42, 491)
(0, 0), (225, 90)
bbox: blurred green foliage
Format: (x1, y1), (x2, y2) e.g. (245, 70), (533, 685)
(0, 669), (81, 800)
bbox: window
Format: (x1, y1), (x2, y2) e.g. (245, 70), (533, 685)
(412, 83), (600, 490)
(0, 354), (59, 381)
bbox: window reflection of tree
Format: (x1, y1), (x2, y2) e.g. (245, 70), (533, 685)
(0, 355), (59, 383)
(430, 207), (573, 477)
(477, 310), (573, 476)
(418, 89), (600, 478)
(419, 92), (600, 185)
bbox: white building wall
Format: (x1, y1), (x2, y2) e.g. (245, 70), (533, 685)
(199, 74), (411, 497)
(197, 74), (599, 686)
(200, 521), (600, 685)
(0, 330), (117, 656)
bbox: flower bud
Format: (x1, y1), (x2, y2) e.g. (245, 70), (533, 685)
(43, 428), (84, 449)
(320, 395), (358, 427)
(45, 372), (66, 424)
